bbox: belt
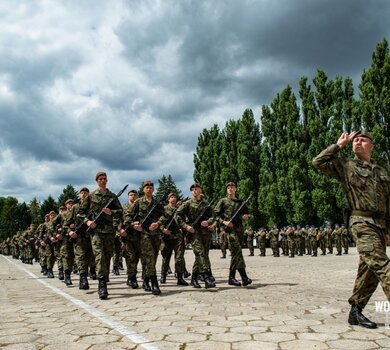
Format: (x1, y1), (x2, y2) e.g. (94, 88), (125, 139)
(351, 210), (386, 220)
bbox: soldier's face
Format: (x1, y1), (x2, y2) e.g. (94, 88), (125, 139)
(97, 175), (108, 188)
(192, 187), (202, 198)
(352, 137), (374, 158)
(80, 190), (89, 200)
(227, 185), (236, 196)
(144, 185), (154, 196)
(128, 192), (138, 203)
(168, 195), (177, 206)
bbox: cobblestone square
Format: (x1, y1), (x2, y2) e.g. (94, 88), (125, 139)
(1, 248), (390, 349)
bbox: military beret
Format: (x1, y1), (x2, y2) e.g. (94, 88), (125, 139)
(167, 192), (176, 200)
(226, 182), (236, 188)
(59, 206), (66, 211)
(352, 130), (373, 142)
(80, 187), (90, 193)
(65, 199), (74, 205)
(95, 171), (107, 180)
(190, 183), (201, 190)
(49, 211), (56, 215)
(44, 214), (50, 218)
(143, 180), (154, 188)
(128, 188), (138, 195)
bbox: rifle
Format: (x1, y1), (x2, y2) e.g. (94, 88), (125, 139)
(139, 192), (167, 231)
(85, 184), (128, 236)
(224, 193), (252, 233)
(191, 197), (216, 230)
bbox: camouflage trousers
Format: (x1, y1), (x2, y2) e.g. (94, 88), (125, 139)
(73, 235), (95, 274)
(160, 233), (185, 275)
(270, 238), (279, 256)
(91, 233), (114, 280)
(334, 236), (342, 254)
(228, 230), (245, 270)
(247, 238), (254, 255)
(258, 238), (266, 255)
(59, 238), (74, 271)
(112, 235), (122, 267)
(191, 231), (211, 274)
(54, 244), (62, 270)
(43, 244), (55, 269)
(219, 232), (228, 257)
(122, 236), (142, 277)
(348, 221), (390, 309)
(140, 232), (161, 277)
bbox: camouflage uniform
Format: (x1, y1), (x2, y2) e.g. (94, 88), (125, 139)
(218, 227), (228, 258)
(332, 224), (343, 255)
(244, 227), (255, 256)
(268, 226), (280, 257)
(255, 228), (267, 256)
(341, 225), (350, 254)
(313, 139), (390, 314)
(285, 226), (296, 258)
(175, 193), (214, 287)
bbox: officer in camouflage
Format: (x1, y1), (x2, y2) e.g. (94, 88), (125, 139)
(313, 130), (390, 329)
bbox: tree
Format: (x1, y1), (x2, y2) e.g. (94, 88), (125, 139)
(57, 184), (79, 206)
(28, 197), (42, 225)
(40, 195), (58, 218)
(155, 175), (184, 202)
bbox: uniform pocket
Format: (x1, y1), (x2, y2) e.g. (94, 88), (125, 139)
(357, 242), (374, 254)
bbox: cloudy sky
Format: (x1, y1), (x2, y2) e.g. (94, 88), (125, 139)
(1, 0), (389, 204)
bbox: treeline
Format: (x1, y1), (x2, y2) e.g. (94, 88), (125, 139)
(193, 39), (390, 228)
(0, 175), (183, 241)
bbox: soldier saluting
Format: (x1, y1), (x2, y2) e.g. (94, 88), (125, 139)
(313, 130), (390, 329)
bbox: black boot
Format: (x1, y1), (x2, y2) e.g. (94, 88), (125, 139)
(177, 272), (189, 286)
(58, 268), (64, 281)
(118, 261), (124, 270)
(128, 275), (139, 289)
(73, 264), (78, 274)
(98, 278), (108, 300)
(89, 267), (97, 280)
(228, 269), (242, 286)
(160, 273), (167, 284)
(201, 272), (216, 289)
(167, 266), (172, 275)
(183, 269), (191, 278)
(190, 273), (201, 288)
(142, 276), (151, 292)
(112, 266), (120, 275)
(238, 268), (252, 286)
(64, 270), (72, 286)
(150, 275), (161, 295)
(79, 273), (90, 290)
(348, 305), (377, 329)
(47, 268), (54, 278)
(208, 270), (215, 282)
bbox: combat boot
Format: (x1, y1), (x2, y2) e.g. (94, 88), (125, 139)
(47, 268), (54, 278)
(64, 270), (72, 286)
(118, 261), (124, 270)
(160, 273), (167, 284)
(89, 267), (97, 280)
(208, 269), (215, 282)
(348, 305), (377, 329)
(201, 272), (216, 289)
(228, 269), (242, 286)
(190, 273), (201, 288)
(167, 266), (172, 275)
(79, 273), (90, 290)
(98, 278), (108, 300)
(73, 263), (78, 274)
(150, 275), (161, 295)
(183, 268), (191, 278)
(112, 266), (120, 275)
(177, 272), (189, 286)
(128, 275), (139, 289)
(142, 276), (151, 292)
(238, 268), (252, 286)
(249, 252), (254, 256)
(58, 268), (64, 281)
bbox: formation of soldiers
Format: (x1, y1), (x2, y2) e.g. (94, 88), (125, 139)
(237, 224), (352, 258)
(0, 174), (255, 300)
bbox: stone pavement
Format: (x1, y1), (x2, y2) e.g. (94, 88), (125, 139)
(1, 248), (390, 350)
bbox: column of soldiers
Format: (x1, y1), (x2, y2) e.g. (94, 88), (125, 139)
(1, 173), (355, 300)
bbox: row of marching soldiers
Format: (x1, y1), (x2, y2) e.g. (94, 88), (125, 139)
(241, 224), (352, 258)
(1, 172), (253, 300)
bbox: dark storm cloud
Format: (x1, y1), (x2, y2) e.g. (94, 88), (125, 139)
(0, 0), (389, 202)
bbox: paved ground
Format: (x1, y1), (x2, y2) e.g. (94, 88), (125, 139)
(1, 248), (390, 350)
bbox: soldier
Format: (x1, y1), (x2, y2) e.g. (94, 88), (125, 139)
(69, 187), (96, 290)
(313, 130), (390, 329)
(77, 171), (123, 299)
(268, 225), (280, 257)
(158, 193), (188, 286)
(317, 227), (327, 255)
(341, 224), (350, 254)
(255, 228), (267, 256)
(175, 183), (216, 289)
(332, 223), (343, 256)
(285, 225), (296, 258)
(244, 226), (255, 256)
(119, 189), (142, 289)
(124, 180), (163, 295)
(214, 182), (252, 287)
(326, 226), (334, 254)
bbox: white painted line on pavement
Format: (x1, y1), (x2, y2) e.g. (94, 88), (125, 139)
(2, 256), (161, 350)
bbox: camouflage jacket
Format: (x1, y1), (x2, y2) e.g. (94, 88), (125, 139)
(313, 143), (390, 233)
(81, 188), (123, 235)
(214, 197), (248, 230)
(175, 197), (214, 233)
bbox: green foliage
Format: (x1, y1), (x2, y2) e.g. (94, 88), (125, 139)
(40, 195), (58, 218)
(57, 184), (79, 206)
(155, 175), (184, 202)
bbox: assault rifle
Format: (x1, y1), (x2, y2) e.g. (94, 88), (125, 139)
(139, 192), (167, 231)
(190, 197), (216, 230)
(224, 193), (252, 233)
(84, 184), (128, 236)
